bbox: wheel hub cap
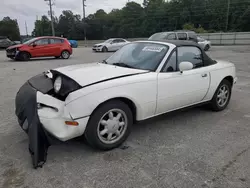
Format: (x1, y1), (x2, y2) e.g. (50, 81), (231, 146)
(97, 109), (127, 144)
(217, 85), (229, 107)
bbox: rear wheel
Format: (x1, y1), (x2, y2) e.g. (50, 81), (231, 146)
(19, 52), (30, 61)
(84, 100), (133, 150)
(61, 50), (70, 59)
(210, 79), (232, 111)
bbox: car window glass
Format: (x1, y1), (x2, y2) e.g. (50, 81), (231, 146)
(112, 39), (119, 43)
(177, 46), (203, 69)
(166, 34), (176, 40)
(106, 42), (169, 71)
(34, 39), (49, 45)
(118, 39), (125, 43)
(50, 38), (63, 44)
(162, 50), (177, 72)
(177, 33), (187, 40)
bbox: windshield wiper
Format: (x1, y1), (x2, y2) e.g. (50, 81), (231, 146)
(113, 62), (135, 69)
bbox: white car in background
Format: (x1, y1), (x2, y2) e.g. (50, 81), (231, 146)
(198, 36), (211, 51)
(15, 40), (236, 168)
(92, 38), (130, 52)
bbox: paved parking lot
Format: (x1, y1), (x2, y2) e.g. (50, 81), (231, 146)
(0, 46), (250, 188)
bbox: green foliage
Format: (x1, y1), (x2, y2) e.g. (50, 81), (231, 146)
(0, 17), (20, 40)
(31, 0), (250, 40)
(183, 23), (207, 33)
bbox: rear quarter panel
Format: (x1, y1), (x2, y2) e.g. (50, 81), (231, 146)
(203, 61), (236, 101)
(65, 72), (158, 121)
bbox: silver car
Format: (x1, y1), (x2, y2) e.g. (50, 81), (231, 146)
(92, 38), (130, 52)
(198, 36), (211, 51)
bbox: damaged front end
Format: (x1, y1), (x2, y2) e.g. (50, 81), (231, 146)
(15, 73), (60, 169)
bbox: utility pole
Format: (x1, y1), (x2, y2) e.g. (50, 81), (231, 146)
(225, 0), (230, 32)
(45, 0), (55, 36)
(25, 21), (28, 36)
(82, 0), (86, 41)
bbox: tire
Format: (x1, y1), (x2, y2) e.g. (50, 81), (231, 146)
(210, 79), (232, 111)
(204, 45), (210, 51)
(84, 100), (133, 151)
(61, 50), (70, 59)
(102, 46), (108, 52)
(19, 52), (30, 61)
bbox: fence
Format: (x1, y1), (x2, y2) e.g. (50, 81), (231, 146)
(199, 32), (250, 45)
(77, 32), (250, 47)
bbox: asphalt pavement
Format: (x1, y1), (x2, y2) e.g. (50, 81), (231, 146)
(0, 46), (250, 188)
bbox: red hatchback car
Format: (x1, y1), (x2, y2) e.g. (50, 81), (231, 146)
(6, 36), (72, 61)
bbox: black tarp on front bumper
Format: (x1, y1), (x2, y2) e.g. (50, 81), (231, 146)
(15, 74), (57, 169)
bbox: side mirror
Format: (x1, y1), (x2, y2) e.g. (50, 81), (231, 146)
(32, 43), (37, 47)
(179, 61), (193, 72)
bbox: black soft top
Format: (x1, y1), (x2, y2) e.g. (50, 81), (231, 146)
(146, 39), (217, 66)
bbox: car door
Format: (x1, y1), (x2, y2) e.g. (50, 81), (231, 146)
(116, 39), (127, 49)
(29, 38), (50, 57)
(109, 39), (120, 51)
(156, 46), (210, 114)
(48, 38), (63, 56)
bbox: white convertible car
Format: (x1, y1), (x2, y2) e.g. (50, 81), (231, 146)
(15, 40), (237, 168)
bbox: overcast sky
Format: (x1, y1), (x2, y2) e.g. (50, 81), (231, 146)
(1, 0), (143, 35)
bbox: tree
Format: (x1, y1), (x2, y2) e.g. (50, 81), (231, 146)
(0, 17), (20, 40)
(30, 0), (250, 40)
(32, 16), (51, 36)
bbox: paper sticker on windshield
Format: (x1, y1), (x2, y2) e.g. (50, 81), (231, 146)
(142, 46), (165, 52)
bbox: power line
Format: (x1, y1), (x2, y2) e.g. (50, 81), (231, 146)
(45, 0), (55, 36)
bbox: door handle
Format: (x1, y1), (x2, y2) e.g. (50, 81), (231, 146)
(201, 73), (208, 77)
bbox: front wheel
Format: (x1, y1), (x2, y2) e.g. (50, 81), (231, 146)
(204, 45), (210, 51)
(19, 52), (30, 61)
(61, 50), (70, 59)
(102, 46), (108, 52)
(84, 100), (133, 150)
(210, 79), (232, 111)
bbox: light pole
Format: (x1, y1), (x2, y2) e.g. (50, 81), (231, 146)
(82, 0), (86, 41)
(225, 0), (230, 32)
(45, 0), (55, 36)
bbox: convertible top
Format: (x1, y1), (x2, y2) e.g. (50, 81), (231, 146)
(146, 39), (217, 66)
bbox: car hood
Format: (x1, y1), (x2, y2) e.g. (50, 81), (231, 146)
(7, 44), (24, 49)
(52, 62), (149, 86)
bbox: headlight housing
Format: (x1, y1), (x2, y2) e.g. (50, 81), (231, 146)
(51, 71), (81, 99)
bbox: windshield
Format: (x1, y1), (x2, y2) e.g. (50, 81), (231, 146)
(105, 42), (169, 71)
(148, 33), (168, 40)
(23, 38), (37, 44)
(104, 39), (113, 43)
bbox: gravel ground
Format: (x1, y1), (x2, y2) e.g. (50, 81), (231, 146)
(0, 46), (250, 188)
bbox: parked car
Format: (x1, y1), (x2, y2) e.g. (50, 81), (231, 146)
(15, 40), (237, 168)
(92, 38), (130, 52)
(0, 37), (15, 49)
(6, 36), (72, 61)
(148, 30), (198, 43)
(197, 36), (211, 51)
(68, 39), (78, 48)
